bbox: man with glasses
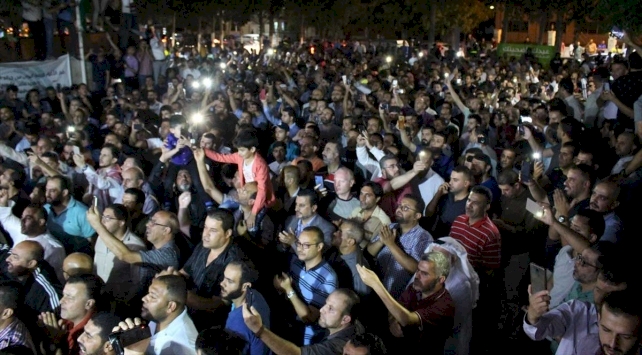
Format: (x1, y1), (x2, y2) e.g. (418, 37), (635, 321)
(86, 203), (146, 304)
(281, 189), (336, 248)
(86, 207), (180, 290)
(373, 155), (427, 219)
(275, 226), (338, 345)
(560, 244), (603, 304)
(367, 195), (433, 298)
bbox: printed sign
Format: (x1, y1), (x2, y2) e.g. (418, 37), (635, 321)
(497, 43), (556, 68)
(0, 55), (72, 94)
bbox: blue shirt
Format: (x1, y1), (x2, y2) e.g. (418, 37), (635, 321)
(290, 257), (337, 345)
(226, 291), (272, 355)
(44, 197), (96, 252)
(165, 133), (193, 166)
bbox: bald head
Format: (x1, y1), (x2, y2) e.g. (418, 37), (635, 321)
(63, 253), (94, 280)
(16, 241), (44, 263)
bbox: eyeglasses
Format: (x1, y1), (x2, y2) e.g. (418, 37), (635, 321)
(574, 254), (598, 269)
(101, 215), (119, 221)
(397, 204), (418, 213)
(466, 155), (475, 162)
(294, 241), (320, 250)
(148, 219), (169, 228)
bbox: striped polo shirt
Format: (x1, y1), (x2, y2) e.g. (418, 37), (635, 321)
(449, 215), (501, 270)
(290, 257), (338, 345)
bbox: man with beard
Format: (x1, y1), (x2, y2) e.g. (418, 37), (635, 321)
(469, 153), (501, 214)
(114, 167), (159, 216)
(497, 147), (518, 176)
(118, 275), (198, 355)
(220, 260), (270, 355)
(171, 168), (207, 241)
(76, 312), (121, 355)
(591, 290), (642, 355)
(44, 176), (95, 255)
(121, 188), (150, 239)
(357, 251), (455, 354)
(243, 289), (364, 354)
(367, 195), (433, 298)
(318, 108), (342, 144)
(73, 144), (123, 213)
(589, 181), (623, 244)
(350, 182), (391, 244)
(291, 137), (326, 172)
(425, 166), (473, 238)
(0, 282), (36, 351)
(38, 274), (103, 354)
(281, 189), (336, 247)
(372, 155), (421, 218)
(1, 241), (61, 324)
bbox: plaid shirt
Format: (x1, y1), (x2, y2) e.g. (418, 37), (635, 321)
(0, 318), (35, 352)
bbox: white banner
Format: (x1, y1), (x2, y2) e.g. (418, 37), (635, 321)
(0, 54), (72, 94)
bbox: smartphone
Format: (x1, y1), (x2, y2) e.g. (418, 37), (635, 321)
(93, 196), (99, 209)
(530, 263), (552, 293)
(259, 89), (267, 101)
(478, 135), (487, 145)
(314, 175), (324, 186)
(518, 124), (525, 136)
(342, 75), (347, 85)
(392, 79), (398, 88)
(525, 198), (544, 218)
(604, 82), (611, 92)
(611, 26), (624, 39)
(379, 103), (389, 111)
(23, 148), (34, 154)
(109, 325), (152, 355)
(521, 161), (532, 184)
(246, 287), (254, 308)
(72, 146), (81, 156)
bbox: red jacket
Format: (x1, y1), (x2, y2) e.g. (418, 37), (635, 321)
(204, 149), (275, 215)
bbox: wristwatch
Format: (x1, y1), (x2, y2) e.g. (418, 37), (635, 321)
(558, 215), (567, 224)
(286, 290), (295, 299)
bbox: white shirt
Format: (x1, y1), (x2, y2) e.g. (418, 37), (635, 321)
(94, 230), (146, 299)
(243, 159), (255, 183)
(549, 245), (575, 308)
(0, 202), (66, 282)
(417, 169), (445, 216)
(147, 309), (198, 355)
(149, 37), (166, 61)
(180, 67), (201, 80)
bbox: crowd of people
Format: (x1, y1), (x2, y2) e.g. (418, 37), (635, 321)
(1, 25), (642, 355)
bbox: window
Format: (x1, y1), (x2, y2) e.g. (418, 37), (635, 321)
(508, 21), (529, 32)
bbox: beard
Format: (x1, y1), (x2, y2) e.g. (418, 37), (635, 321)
(222, 287), (244, 301)
(176, 183), (191, 193)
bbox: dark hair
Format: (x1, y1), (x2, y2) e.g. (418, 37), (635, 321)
(5, 85), (18, 93)
(169, 114), (186, 128)
(302, 226), (324, 244)
(451, 165), (473, 182)
(155, 274), (187, 305)
(206, 209), (235, 233)
(470, 185), (493, 204)
(598, 248), (632, 287)
(282, 107), (296, 119)
(124, 188), (146, 205)
(401, 194), (425, 216)
(227, 260), (259, 285)
(6, 168), (26, 190)
(497, 169), (519, 186)
(601, 290), (642, 323)
(568, 163), (595, 187)
(272, 141), (287, 151)
(561, 141), (580, 156)
(101, 143), (121, 161)
(333, 288), (360, 321)
(233, 130), (259, 150)
(41, 151), (59, 163)
(361, 181), (384, 198)
(0, 281), (22, 310)
(67, 274), (104, 302)
(106, 204), (130, 229)
(575, 208), (606, 240)
(297, 188), (318, 207)
(25, 203), (48, 222)
(558, 77), (574, 94)
(90, 312), (122, 343)
(348, 333), (388, 355)
(559, 118), (582, 141)
(195, 326), (245, 355)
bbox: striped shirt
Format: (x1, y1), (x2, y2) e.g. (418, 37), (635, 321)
(449, 215), (501, 270)
(290, 257), (338, 345)
(371, 223), (433, 298)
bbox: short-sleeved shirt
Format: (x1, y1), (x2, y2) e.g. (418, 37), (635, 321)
(449, 215), (501, 271)
(290, 257), (338, 345)
(432, 193), (467, 238)
(45, 197), (96, 254)
(182, 242), (244, 298)
(371, 223), (433, 298)
(398, 286), (455, 354)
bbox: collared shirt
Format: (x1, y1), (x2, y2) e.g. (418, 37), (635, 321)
(225, 292), (271, 355)
(563, 282), (594, 304)
(398, 286), (455, 354)
(523, 300), (598, 355)
(139, 241), (180, 287)
(550, 245), (575, 308)
(148, 309), (198, 355)
(300, 321), (365, 355)
(371, 223), (433, 298)
(290, 258), (338, 345)
(182, 242), (244, 298)
(150, 37), (166, 61)
(0, 318), (35, 352)
(83, 164), (123, 212)
(64, 310), (95, 355)
(449, 215), (501, 270)
(45, 197), (96, 252)
(601, 212), (623, 244)
(94, 230), (147, 300)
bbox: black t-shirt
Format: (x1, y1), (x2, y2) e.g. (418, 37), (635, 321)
(431, 193), (468, 238)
